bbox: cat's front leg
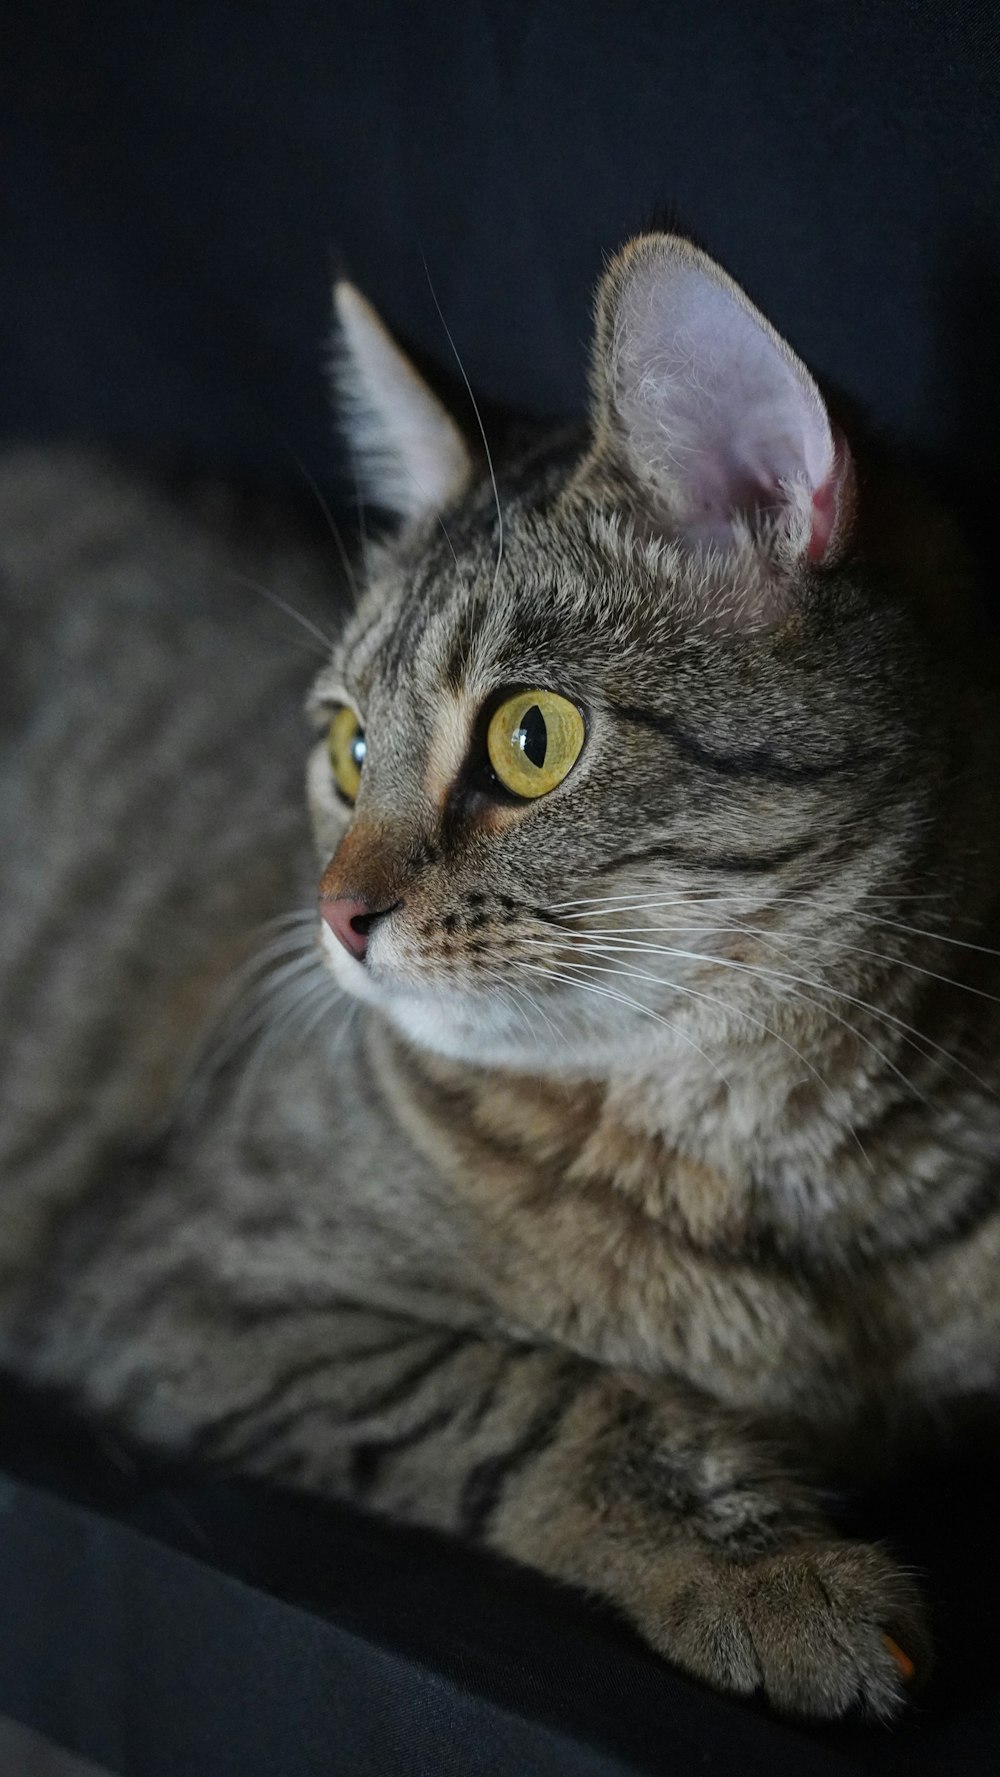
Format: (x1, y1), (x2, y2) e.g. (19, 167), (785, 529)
(28, 1241), (926, 1720)
(483, 1366), (928, 1720)
(205, 1326), (927, 1721)
(472, 1362), (926, 1721)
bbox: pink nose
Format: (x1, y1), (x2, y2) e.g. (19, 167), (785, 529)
(319, 897), (388, 962)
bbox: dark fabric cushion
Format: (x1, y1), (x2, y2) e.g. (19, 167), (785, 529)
(2, 1385), (1000, 1776)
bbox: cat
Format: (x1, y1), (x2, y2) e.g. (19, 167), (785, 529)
(2, 232), (1000, 1723)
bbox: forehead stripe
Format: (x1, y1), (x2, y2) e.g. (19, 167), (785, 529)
(423, 692), (477, 806)
(612, 703), (880, 783)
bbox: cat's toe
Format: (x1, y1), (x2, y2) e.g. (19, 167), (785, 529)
(646, 1540), (929, 1720)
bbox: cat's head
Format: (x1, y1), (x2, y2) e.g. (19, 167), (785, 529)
(308, 235), (945, 1077)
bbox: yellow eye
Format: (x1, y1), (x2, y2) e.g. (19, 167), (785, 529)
(327, 705), (366, 803)
(486, 690), (585, 799)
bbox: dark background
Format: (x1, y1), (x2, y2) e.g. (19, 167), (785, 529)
(5, 1), (1000, 548)
(4, 3), (1000, 1772)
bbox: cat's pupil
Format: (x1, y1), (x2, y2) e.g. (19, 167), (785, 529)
(517, 705), (547, 769)
(351, 733), (366, 769)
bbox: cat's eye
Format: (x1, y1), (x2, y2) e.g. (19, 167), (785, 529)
(327, 705), (366, 803)
(486, 690), (585, 800)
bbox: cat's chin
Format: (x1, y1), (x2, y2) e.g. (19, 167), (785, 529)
(319, 931), (673, 1077)
(379, 991), (635, 1081)
(320, 928), (557, 1065)
(382, 992), (544, 1068)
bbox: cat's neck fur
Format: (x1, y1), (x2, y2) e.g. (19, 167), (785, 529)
(376, 931), (1000, 1280)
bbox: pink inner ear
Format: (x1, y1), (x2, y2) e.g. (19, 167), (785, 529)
(807, 479), (836, 562)
(805, 434), (852, 564)
(610, 252), (847, 561)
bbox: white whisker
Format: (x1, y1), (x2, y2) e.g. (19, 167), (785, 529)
(563, 918), (1000, 1010)
(510, 958), (734, 1091)
(422, 255), (504, 589)
(493, 966), (569, 1051)
(560, 935), (989, 1101)
(234, 959), (347, 1119)
(526, 950), (872, 1165)
(862, 911), (1000, 965)
(227, 568), (337, 655)
(477, 966), (539, 1045)
(434, 510), (461, 569)
(282, 445), (360, 605)
(253, 908), (320, 934)
(547, 887), (953, 917)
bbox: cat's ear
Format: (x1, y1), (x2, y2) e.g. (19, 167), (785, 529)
(332, 283), (474, 524)
(589, 235), (853, 565)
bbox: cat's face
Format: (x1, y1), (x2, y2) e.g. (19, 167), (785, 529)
(308, 239), (937, 1078)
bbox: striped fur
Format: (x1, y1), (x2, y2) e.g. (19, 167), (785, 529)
(2, 237), (1000, 1721)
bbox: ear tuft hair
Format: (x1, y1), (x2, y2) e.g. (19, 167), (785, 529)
(332, 283), (474, 525)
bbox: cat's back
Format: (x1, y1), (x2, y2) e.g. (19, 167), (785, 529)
(0, 449), (342, 1270)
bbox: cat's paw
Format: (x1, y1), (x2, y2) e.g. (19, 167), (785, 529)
(644, 1540), (929, 1720)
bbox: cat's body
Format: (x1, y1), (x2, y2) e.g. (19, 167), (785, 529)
(3, 238), (1000, 1721)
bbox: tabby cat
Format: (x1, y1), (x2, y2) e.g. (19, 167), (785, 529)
(3, 234), (1000, 1722)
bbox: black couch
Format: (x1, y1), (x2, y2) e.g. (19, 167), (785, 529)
(4, 5), (1000, 1771)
